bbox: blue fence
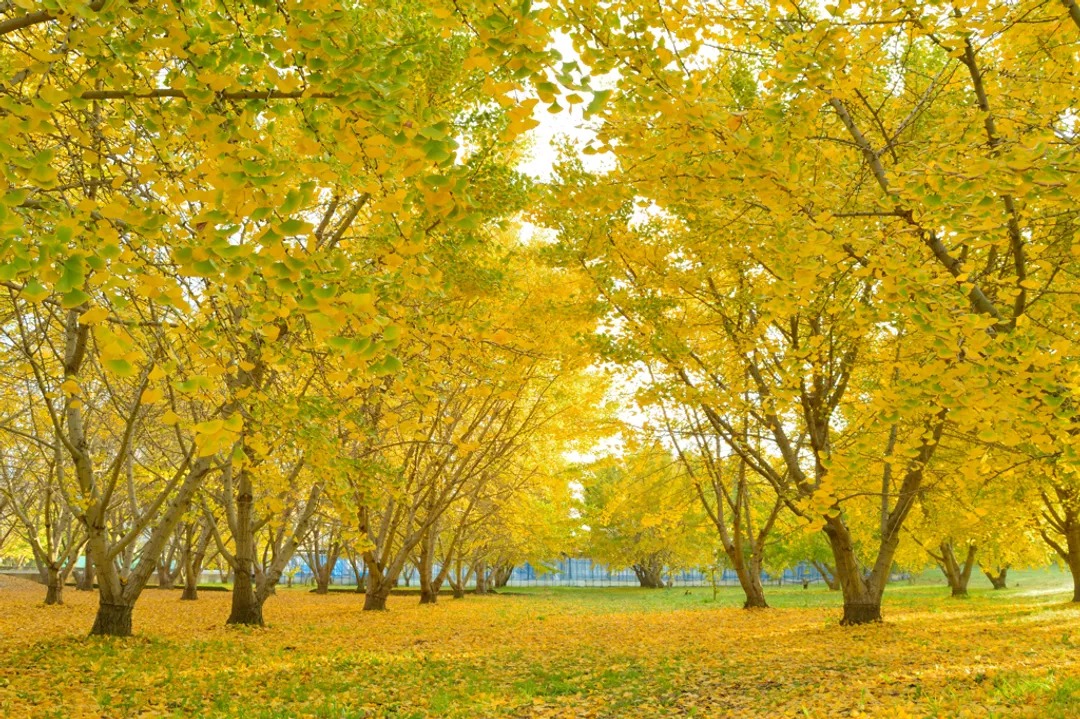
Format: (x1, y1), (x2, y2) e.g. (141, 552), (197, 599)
(505, 558), (824, 587)
(277, 555), (827, 588)
(283, 557), (365, 586)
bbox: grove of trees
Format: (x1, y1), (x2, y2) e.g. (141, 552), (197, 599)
(1, 0), (1078, 635)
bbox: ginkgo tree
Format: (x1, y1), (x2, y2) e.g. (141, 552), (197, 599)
(0, 413), (85, 605)
(652, 396), (784, 608)
(544, 0), (1080, 623)
(580, 442), (713, 589)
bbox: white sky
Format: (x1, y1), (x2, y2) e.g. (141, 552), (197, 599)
(516, 31), (616, 181)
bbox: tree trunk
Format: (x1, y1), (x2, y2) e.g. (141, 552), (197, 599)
(632, 566), (663, 588)
(90, 601), (134, 637)
(157, 564), (176, 590)
(418, 564), (437, 603)
(44, 565), (63, 605)
(418, 550), (440, 603)
(1039, 486), (1080, 601)
(823, 517), (883, 625)
(731, 553), (768, 609)
(181, 547), (203, 601)
(811, 560), (840, 591)
(474, 560), (489, 594)
(360, 546), (408, 611)
(492, 563), (514, 588)
(308, 540), (340, 596)
(77, 546), (95, 591)
(346, 553), (366, 592)
(954, 546), (980, 595)
(227, 478), (263, 626)
(983, 566), (1008, 590)
(363, 587), (390, 611)
(723, 538), (769, 608)
(449, 560), (471, 599)
(227, 584), (265, 626)
(261, 565), (276, 591)
(417, 529), (437, 604)
(632, 556), (666, 589)
(841, 601), (883, 625)
(741, 575), (767, 608)
(35, 559), (49, 585)
(1066, 524), (1080, 603)
(938, 541), (977, 598)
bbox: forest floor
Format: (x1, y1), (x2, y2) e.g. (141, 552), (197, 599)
(1, 569), (1078, 718)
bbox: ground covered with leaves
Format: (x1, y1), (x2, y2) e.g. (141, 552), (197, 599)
(1, 572), (1078, 718)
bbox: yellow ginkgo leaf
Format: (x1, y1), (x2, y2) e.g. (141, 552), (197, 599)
(140, 387), (164, 404)
(78, 306), (109, 325)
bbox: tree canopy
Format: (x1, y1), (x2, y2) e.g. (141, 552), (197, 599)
(1, 0), (1079, 637)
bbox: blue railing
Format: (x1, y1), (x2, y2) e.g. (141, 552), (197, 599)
(275, 556), (828, 588)
(505, 559), (824, 587)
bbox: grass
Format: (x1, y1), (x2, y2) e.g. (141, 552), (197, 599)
(498, 566), (1074, 612)
(0, 568), (1077, 718)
